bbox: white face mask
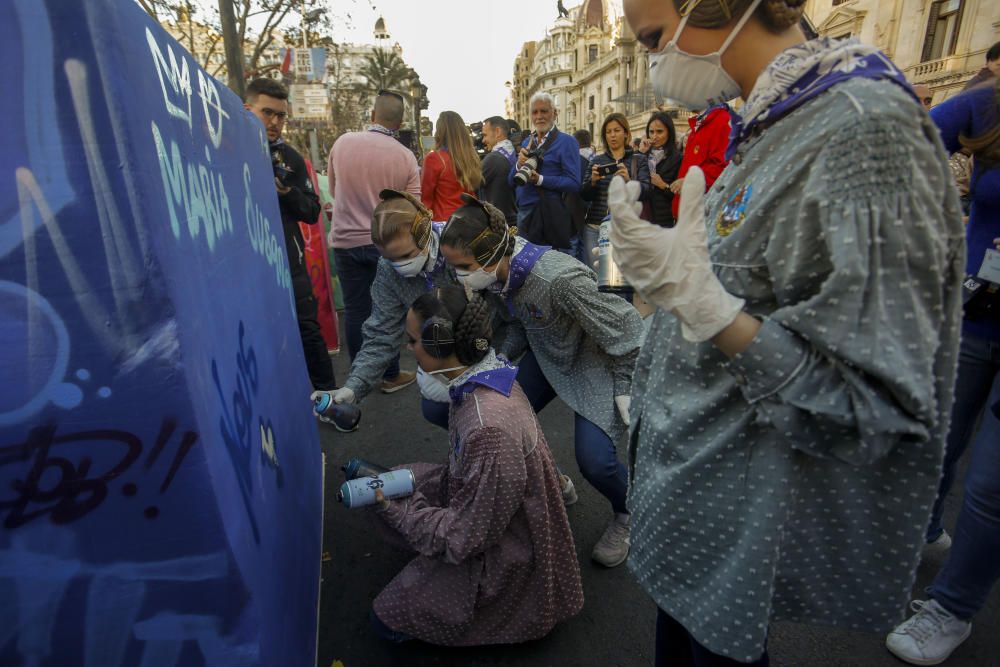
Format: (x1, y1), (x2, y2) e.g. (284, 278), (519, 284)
(454, 227), (508, 291)
(391, 248), (428, 278)
(456, 265), (500, 290)
(648, 0), (763, 111)
(426, 365), (466, 385)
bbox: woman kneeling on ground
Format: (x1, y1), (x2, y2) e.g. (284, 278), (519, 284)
(368, 285), (584, 646)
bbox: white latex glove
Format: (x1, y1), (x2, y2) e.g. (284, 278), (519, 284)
(309, 387), (356, 406)
(607, 168), (745, 342)
(614, 395), (632, 427)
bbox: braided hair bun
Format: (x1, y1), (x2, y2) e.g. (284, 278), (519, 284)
(441, 194), (517, 265)
(677, 0), (805, 33)
(761, 0), (806, 32)
(411, 286), (494, 366)
(454, 292), (493, 366)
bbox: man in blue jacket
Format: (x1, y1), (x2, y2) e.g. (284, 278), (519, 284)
(509, 92), (580, 250)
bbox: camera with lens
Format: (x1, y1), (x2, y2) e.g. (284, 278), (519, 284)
(271, 148), (292, 182)
(513, 147), (544, 186)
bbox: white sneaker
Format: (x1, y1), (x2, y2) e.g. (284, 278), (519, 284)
(560, 475), (578, 506)
(591, 518), (630, 567)
(922, 531), (952, 560)
(886, 599), (971, 665)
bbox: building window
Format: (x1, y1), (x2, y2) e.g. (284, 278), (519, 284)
(588, 45), (598, 63)
(922, 0), (964, 62)
(588, 95), (595, 110)
(607, 87), (612, 102)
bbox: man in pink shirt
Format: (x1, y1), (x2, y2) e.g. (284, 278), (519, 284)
(328, 91), (421, 393)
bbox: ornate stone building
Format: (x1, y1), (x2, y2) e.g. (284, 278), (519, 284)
(805, 0), (998, 102)
(509, 0), (999, 147)
(507, 1), (692, 144)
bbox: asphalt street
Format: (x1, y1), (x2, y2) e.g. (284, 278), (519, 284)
(316, 343), (999, 667)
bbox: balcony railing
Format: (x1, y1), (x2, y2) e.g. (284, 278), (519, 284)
(905, 53), (980, 83)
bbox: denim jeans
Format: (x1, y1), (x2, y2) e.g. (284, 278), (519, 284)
(928, 333), (1000, 620)
(333, 244), (399, 380)
(516, 204), (534, 228)
(422, 349), (628, 514)
(656, 609), (769, 667)
(926, 333), (1000, 541)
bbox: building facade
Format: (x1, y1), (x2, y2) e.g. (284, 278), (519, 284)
(508, 0), (692, 147)
(806, 0), (998, 103)
(509, 0), (999, 149)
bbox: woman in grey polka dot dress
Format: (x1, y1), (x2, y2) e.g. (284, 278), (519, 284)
(615, 0), (966, 664)
(440, 196), (645, 568)
(369, 286), (583, 645)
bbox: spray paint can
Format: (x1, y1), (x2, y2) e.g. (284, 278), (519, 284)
(313, 394), (361, 433)
(337, 469), (415, 509)
(597, 215), (628, 291)
(341, 458), (389, 480)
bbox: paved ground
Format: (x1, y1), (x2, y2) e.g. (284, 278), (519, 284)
(316, 343), (999, 667)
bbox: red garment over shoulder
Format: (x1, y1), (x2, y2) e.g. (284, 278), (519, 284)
(672, 107), (731, 218)
(421, 150), (473, 221)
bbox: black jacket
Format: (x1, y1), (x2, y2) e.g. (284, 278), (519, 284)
(271, 140), (321, 281)
(479, 151), (517, 223)
(581, 148), (651, 226)
(645, 148), (682, 228)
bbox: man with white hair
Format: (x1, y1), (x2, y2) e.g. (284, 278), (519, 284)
(508, 92), (580, 251)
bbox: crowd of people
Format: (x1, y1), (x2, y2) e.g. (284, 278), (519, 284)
(248, 2), (1000, 662)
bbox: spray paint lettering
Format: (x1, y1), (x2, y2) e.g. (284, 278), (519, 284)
(151, 120), (234, 251)
(144, 27), (192, 131)
(0, 418), (198, 529)
(210, 321), (263, 543)
(244, 164), (294, 310)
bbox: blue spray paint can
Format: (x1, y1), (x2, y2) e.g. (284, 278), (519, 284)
(342, 458), (389, 480)
(313, 393), (361, 432)
(337, 469), (415, 508)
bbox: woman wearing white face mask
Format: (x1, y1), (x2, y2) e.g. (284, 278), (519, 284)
(366, 286), (583, 646)
(312, 189), (460, 419)
(616, 0), (965, 664)
(440, 195), (645, 568)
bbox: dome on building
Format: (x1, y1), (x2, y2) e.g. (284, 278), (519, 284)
(583, 0), (604, 28)
(374, 16), (390, 41)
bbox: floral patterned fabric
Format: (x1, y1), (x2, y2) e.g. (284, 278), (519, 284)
(728, 38), (917, 161)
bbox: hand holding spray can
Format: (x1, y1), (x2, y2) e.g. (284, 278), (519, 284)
(313, 393), (361, 432)
(338, 469), (415, 509)
(342, 458), (389, 480)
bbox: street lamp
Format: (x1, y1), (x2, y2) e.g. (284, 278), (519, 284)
(301, 3), (326, 48)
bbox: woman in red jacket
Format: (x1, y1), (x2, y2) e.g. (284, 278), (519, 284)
(422, 111), (482, 221)
(670, 105), (730, 218)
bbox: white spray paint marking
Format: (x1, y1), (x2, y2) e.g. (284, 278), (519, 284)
(145, 27), (192, 131)
(65, 59), (142, 353)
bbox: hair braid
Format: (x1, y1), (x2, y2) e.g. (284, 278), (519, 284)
(677, 0), (805, 33)
(454, 292), (493, 365)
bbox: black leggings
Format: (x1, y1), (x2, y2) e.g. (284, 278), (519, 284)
(655, 609), (769, 667)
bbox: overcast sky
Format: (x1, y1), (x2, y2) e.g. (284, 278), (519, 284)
(328, 0), (623, 124)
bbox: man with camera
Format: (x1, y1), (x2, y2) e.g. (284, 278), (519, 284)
(508, 92), (581, 251)
(244, 78), (335, 392)
(479, 116), (517, 224)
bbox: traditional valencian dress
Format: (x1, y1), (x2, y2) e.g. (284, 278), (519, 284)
(627, 38), (966, 661)
(373, 351), (584, 645)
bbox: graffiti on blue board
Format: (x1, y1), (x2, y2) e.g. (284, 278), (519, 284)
(0, 1), (322, 665)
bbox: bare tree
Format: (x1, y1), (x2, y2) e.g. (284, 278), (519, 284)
(135, 0), (331, 81)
